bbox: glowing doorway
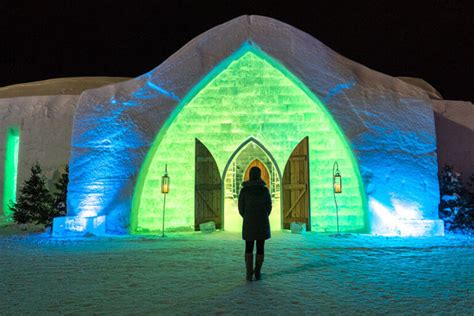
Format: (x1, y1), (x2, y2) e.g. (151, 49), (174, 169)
(223, 139), (281, 232)
(3, 127), (20, 218)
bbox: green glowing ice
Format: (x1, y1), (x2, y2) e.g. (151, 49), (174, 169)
(3, 127), (20, 218)
(131, 44), (367, 234)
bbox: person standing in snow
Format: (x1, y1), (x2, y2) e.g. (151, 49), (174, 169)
(238, 166), (272, 281)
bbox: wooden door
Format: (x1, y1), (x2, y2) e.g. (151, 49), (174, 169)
(244, 159), (270, 187)
(195, 139), (222, 230)
(282, 137), (310, 230)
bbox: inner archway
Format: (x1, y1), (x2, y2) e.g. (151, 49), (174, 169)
(244, 159), (270, 187)
(223, 139), (281, 232)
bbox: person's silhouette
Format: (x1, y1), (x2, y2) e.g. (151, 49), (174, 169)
(238, 166), (272, 281)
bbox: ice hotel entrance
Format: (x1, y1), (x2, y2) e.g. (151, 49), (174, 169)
(129, 45), (367, 234)
(195, 137), (310, 232)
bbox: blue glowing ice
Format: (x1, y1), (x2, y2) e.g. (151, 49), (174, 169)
(59, 16), (443, 236)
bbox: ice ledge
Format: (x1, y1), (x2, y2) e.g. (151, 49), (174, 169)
(51, 216), (444, 238)
(373, 219), (445, 237)
(52, 215), (106, 237)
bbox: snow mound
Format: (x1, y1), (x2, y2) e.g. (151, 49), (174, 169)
(0, 77), (131, 98)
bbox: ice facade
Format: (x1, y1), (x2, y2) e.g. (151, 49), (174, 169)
(53, 16), (443, 237)
(132, 46), (366, 234)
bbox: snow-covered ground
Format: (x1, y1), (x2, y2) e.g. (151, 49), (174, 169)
(1, 229), (473, 315)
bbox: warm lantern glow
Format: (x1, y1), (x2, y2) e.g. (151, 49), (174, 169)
(161, 164), (170, 194)
(333, 161), (342, 194)
(161, 182), (169, 194)
(334, 171), (342, 194)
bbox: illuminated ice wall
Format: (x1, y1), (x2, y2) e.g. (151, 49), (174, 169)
(131, 47), (366, 233)
(62, 15), (443, 236)
(2, 127), (20, 217)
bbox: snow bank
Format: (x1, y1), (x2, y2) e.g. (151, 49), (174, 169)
(1, 231), (472, 314)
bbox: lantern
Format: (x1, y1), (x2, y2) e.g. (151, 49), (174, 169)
(161, 164), (170, 194)
(333, 169), (342, 194)
(161, 164), (169, 237)
(332, 161), (342, 235)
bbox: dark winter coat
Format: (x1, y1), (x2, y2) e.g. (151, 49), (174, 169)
(238, 179), (272, 241)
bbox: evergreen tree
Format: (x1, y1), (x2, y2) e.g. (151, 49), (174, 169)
(439, 165), (465, 196)
(9, 200), (29, 224)
(438, 165), (474, 232)
(52, 165), (68, 217)
(9, 163), (53, 225)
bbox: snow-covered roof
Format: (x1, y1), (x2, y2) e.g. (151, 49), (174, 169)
(397, 77), (443, 100)
(0, 77), (130, 98)
(135, 15), (431, 103)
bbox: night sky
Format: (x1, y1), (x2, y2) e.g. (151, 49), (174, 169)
(1, 1), (472, 101)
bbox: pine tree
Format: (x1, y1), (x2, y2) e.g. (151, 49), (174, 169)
(438, 165), (474, 232)
(9, 163), (53, 225)
(439, 165), (465, 196)
(52, 165), (68, 217)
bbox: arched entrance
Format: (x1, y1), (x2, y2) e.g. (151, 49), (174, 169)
(194, 137), (310, 232)
(243, 159), (270, 187)
(222, 138), (281, 232)
(130, 45), (367, 234)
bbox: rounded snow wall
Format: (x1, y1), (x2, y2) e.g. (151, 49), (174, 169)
(65, 15), (442, 237)
(130, 44), (368, 234)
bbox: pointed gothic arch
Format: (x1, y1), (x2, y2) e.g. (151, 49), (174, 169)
(222, 137), (281, 231)
(243, 159), (271, 186)
(222, 136), (281, 181)
(130, 43), (367, 234)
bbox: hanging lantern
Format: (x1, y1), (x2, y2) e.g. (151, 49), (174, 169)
(333, 162), (342, 194)
(161, 164), (170, 194)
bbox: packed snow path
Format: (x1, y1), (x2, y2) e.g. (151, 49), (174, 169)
(1, 231), (473, 315)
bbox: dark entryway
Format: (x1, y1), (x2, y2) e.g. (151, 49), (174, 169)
(195, 137), (310, 232)
(243, 159), (270, 187)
